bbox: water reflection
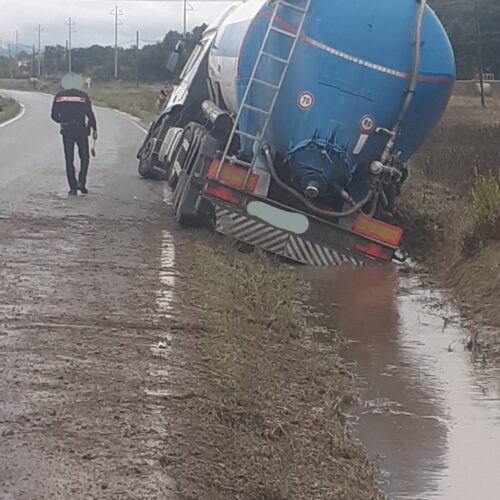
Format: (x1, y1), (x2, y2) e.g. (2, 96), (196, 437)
(303, 266), (500, 500)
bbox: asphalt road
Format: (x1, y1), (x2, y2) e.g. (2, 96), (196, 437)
(0, 91), (179, 499)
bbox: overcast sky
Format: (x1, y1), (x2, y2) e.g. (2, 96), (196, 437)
(0, 0), (237, 49)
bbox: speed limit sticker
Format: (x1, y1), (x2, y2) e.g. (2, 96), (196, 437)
(298, 92), (315, 110)
(360, 114), (376, 133)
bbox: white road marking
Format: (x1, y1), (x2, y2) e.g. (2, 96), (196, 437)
(0, 102), (26, 129)
(155, 229), (176, 316)
(113, 108), (176, 315)
(124, 111), (176, 316)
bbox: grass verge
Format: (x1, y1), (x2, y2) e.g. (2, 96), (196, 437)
(0, 78), (159, 122)
(170, 237), (383, 500)
(397, 96), (500, 328)
(0, 95), (21, 125)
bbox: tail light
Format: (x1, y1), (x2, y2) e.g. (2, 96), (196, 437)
(353, 214), (403, 247)
(203, 183), (242, 205)
(355, 242), (393, 262)
(207, 160), (259, 192)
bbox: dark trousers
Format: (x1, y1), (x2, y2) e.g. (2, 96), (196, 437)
(62, 133), (90, 190)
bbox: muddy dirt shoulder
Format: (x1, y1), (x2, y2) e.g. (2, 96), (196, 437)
(167, 232), (383, 500)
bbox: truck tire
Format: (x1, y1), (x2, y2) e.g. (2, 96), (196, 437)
(170, 123), (204, 194)
(137, 118), (171, 180)
(174, 169), (202, 227)
(172, 127), (207, 226)
(167, 165), (179, 189)
(138, 139), (168, 180)
(168, 122), (205, 188)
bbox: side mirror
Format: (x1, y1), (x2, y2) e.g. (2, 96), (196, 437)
(175, 40), (186, 53)
(166, 52), (180, 73)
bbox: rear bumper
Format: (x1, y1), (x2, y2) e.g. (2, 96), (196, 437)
(207, 196), (397, 267)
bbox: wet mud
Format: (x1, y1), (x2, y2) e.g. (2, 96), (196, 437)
(304, 265), (500, 500)
(0, 211), (182, 499)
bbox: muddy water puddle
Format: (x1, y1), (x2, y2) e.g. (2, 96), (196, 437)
(303, 265), (500, 500)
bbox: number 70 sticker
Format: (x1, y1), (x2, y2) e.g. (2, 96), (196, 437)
(298, 92), (315, 110)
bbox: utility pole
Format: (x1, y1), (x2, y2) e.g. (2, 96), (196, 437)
(111, 5), (123, 79)
(473, 0), (486, 107)
(135, 30), (140, 88)
(37, 24), (42, 76)
(8, 43), (13, 80)
(65, 17), (75, 73)
(15, 30), (18, 78)
(32, 44), (37, 90)
(183, 0), (187, 37)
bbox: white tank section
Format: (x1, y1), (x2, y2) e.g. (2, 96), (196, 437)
(208, 0), (266, 113)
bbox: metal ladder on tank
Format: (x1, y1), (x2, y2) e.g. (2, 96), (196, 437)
(216, 0), (312, 187)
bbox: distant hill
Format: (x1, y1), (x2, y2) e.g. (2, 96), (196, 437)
(0, 42), (32, 58)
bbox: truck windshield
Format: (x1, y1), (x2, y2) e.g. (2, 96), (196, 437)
(179, 42), (205, 81)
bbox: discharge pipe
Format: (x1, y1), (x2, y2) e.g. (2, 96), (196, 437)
(263, 145), (374, 220)
(379, 0), (428, 164)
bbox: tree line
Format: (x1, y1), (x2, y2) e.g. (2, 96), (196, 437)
(430, 0), (500, 79)
(0, 25), (206, 83)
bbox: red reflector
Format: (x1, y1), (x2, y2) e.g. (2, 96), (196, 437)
(203, 183), (241, 205)
(353, 214), (403, 247)
(207, 159), (219, 177)
(207, 160), (259, 193)
(355, 242), (393, 262)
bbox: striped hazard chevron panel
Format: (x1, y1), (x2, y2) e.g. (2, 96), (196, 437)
(283, 236), (366, 266)
(216, 208), (289, 254)
(215, 207), (368, 267)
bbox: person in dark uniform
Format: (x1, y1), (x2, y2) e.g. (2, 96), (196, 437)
(51, 74), (98, 195)
(156, 82), (174, 111)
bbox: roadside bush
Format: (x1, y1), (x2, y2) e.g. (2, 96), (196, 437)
(469, 174), (500, 239)
(470, 174), (500, 225)
(0, 96), (20, 124)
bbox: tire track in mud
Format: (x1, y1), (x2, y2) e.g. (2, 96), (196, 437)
(0, 210), (183, 499)
(0, 92), (189, 498)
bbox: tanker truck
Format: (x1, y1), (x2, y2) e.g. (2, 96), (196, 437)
(137, 0), (455, 266)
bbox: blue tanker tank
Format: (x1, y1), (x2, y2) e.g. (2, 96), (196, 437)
(214, 0), (455, 202)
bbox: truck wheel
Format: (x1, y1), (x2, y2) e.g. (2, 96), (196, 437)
(172, 169), (189, 212)
(138, 117), (173, 180)
(167, 164), (179, 189)
(172, 128), (208, 227)
(172, 169), (202, 227)
(138, 139), (168, 180)
(167, 122), (205, 189)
